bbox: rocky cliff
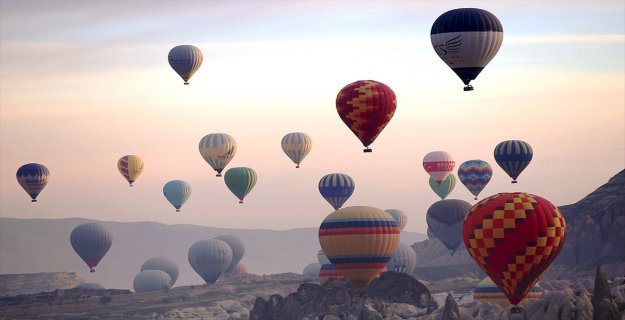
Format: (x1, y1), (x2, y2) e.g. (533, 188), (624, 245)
(0, 272), (84, 296)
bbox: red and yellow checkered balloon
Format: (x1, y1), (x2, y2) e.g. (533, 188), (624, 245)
(336, 80), (396, 152)
(462, 193), (566, 305)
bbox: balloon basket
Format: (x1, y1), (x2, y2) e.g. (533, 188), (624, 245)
(31, 199), (37, 203)
(363, 148), (372, 153)
(511, 180), (518, 184)
(90, 269), (95, 273)
(239, 200), (244, 204)
(510, 305), (524, 314)
(474, 197), (478, 200)
(216, 173), (222, 177)
(184, 82), (189, 85)
(176, 209), (180, 212)
(296, 165), (300, 168)
(463, 85), (474, 91)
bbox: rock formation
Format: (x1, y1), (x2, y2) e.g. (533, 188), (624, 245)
(592, 265), (620, 320)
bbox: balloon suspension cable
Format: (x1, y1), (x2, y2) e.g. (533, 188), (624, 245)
(363, 147), (372, 153)
(31, 199), (37, 203)
(463, 85), (474, 91)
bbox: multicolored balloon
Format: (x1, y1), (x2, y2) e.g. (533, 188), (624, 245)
(319, 263), (344, 285)
(458, 160), (492, 200)
(281, 132), (312, 168)
(70, 223), (113, 273)
(168, 45), (203, 85)
(214, 235), (245, 273)
(428, 174), (456, 200)
(463, 193), (566, 306)
(187, 239), (233, 284)
(117, 155), (144, 187)
(426, 199), (472, 255)
(431, 8), (503, 91)
(319, 206), (399, 289)
(16, 163), (49, 202)
(473, 277), (543, 308)
(318, 173), (355, 210)
(423, 151), (455, 185)
(386, 242), (417, 274)
(199, 133), (237, 177)
(336, 80), (396, 152)
(163, 180), (192, 212)
(224, 167), (257, 203)
(385, 209), (408, 231)
(494, 140), (533, 183)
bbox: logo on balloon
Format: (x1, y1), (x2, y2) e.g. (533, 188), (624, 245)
(433, 34), (463, 55)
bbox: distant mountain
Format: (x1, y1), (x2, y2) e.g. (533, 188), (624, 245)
(0, 218), (425, 290)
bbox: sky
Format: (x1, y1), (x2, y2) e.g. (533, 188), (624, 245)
(1, 0), (623, 234)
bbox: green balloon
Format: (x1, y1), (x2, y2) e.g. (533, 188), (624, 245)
(428, 174), (456, 200)
(224, 167), (257, 203)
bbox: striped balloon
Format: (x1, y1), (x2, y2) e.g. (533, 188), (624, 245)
(281, 132), (312, 168)
(117, 155), (144, 187)
(473, 277), (543, 308)
(431, 8), (503, 91)
(163, 180), (192, 212)
(224, 167), (257, 203)
(458, 160), (492, 199)
(199, 133), (237, 177)
(318, 206), (399, 289)
(319, 263), (344, 285)
(426, 199), (472, 255)
(423, 151), (455, 185)
(16, 163), (50, 202)
(168, 45), (203, 85)
(428, 174), (456, 200)
(385, 209), (408, 231)
(70, 223), (113, 272)
(494, 140), (533, 183)
(318, 173), (355, 210)
(336, 80), (396, 152)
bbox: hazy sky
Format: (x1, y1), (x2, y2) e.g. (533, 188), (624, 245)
(1, 1), (623, 233)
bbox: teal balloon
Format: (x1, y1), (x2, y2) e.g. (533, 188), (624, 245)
(163, 180), (192, 212)
(224, 167), (257, 203)
(428, 174), (456, 200)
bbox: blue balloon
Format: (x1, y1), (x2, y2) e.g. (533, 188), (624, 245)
(16, 163), (50, 202)
(318, 173), (355, 210)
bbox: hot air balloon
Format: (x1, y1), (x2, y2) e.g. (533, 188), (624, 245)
(163, 180), (192, 212)
(385, 209), (408, 231)
(426, 227), (437, 240)
(318, 173), (355, 210)
(426, 199), (472, 255)
(223, 262), (248, 280)
(429, 174), (456, 200)
(198, 133), (237, 177)
(473, 277), (543, 308)
(141, 257), (180, 286)
(168, 45), (203, 85)
(303, 263), (322, 281)
(319, 206), (399, 289)
(386, 242), (417, 274)
(317, 250), (331, 265)
(463, 193), (566, 307)
(16, 163), (49, 202)
(214, 234), (245, 273)
(70, 223), (113, 273)
(117, 155), (144, 187)
(281, 132), (312, 168)
(494, 140), (533, 183)
(431, 8), (503, 91)
(133, 270), (172, 293)
(423, 151), (455, 185)
(223, 167), (257, 203)
(458, 160), (492, 200)
(336, 80), (396, 152)
(188, 239), (233, 284)
(319, 263), (344, 285)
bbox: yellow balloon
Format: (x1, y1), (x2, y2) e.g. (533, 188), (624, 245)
(117, 155), (144, 187)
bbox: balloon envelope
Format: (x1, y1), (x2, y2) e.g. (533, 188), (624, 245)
(224, 167), (257, 203)
(319, 206), (399, 289)
(70, 223), (113, 272)
(336, 80), (396, 152)
(386, 242), (417, 274)
(426, 199), (472, 254)
(494, 140), (533, 183)
(188, 239), (233, 284)
(163, 180), (192, 212)
(281, 132), (312, 168)
(117, 155), (144, 187)
(385, 209), (408, 231)
(133, 270), (172, 293)
(473, 277), (543, 308)
(223, 262), (248, 280)
(423, 151), (455, 185)
(428, 174), (456, 200)
(168, 45), (203, 84)
(463, 192), (566, 305)
(458, 160), (492, 199)
(141, 257), (180, 286)
(16, 163), (49, 202)
(430, 8), (503, 90)
(318, 173), (355, 210)
(199, 133), (237, 177)
(214, 234), (245, 273)
(319, 263), (344, 285)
